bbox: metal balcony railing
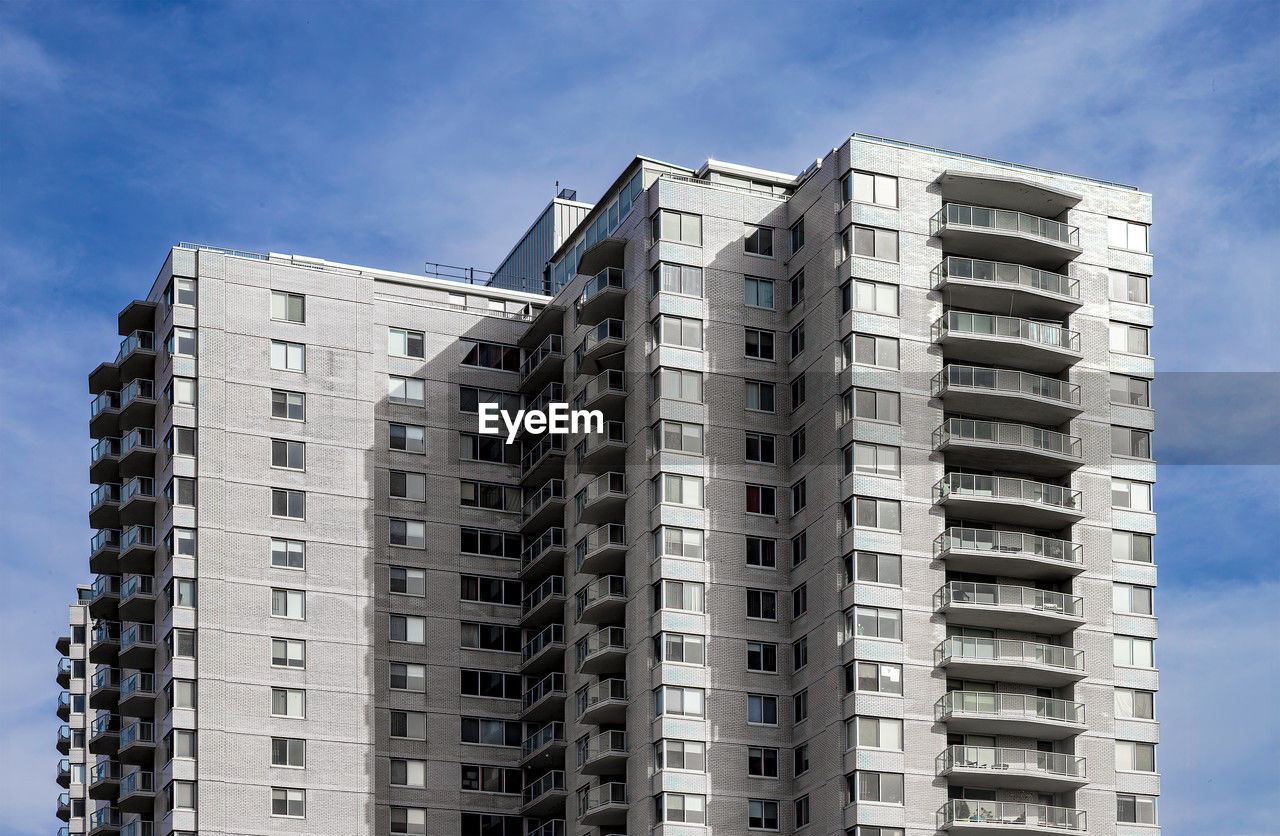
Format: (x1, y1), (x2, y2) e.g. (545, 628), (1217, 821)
(522, 672), (565, 710)
(522, 770), (566, 805)
(936, 637), (1084, 672)
(521, 624), (564, 663)
(933, 202), (1080, 245)
(938, 799), (1086, 831)
(522, 576), (565, 616)
(578, 782), (628, 815)
(522, 721), (565, 758)
(576, 678), (627, 717)
(935, 418), (1081, 459)
(579, 267), (625, 305)
(575, 575), (627, 617)
(933, 364), (1080, 405)
(577, 729), (628, 767)
(576, 626), (626, 667)
(522, 479), (564, 520)
(117, 330), (154, 363)
(520, 334), (564, 380)
(939, 582), (1083, 618)
(938, 745), (1086, 780)
(932, 256), (1079, 300)
(935, 473), (1082, 513)
(934, 311), (1080, 352)
(936, 527), (1083, 566)
(937, 690), (1085, 725)
(521, 528), (565, 570)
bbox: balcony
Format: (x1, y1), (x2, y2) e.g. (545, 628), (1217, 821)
(56, 634), (71, 656)
(117, 525), (156, 574)
(522, 671), (567, 722)
(521, 334), (565, 392)
(577, 524), (627, 575)
(932, 256), (1081, 318)
(934, 311), (1081, 374)
(521, 436), (566, 485)
(575, 575), (627, 623)
(931, 202), (1081, 268)
(118, 672), (156, 718)
(89, 390), (121, 439)
(521, 623), (566, 675)
(56, 690), (72, 721)
(118, 575), (156, 623)
(521, 721), (566, 766)
(88, 713), (122, 755)
(578, 782), (628, 826)
(118, 719), (156, 764)
(88, 574), (122, 619)
(520, 527), (566, 580)
(938, 800), (1086, 835)
(89, 529), (121, 575)
(56, 757), (71, 787)
(87, 808), (122, 835)
(577, 472), (626, 524)
(90, 436), (122, 483)
(118, 428), (155, 478)
(522, 770), (567, 816)
(118, 623), (155, 670)
(527, 820), (567, 836)
(89, 621), (120, 664)
(579, 368), (627, 413)
(87, 758), (122, 799)
(117, 379), (156, 432)
(934, 474), (1083, 528)
(937, 528), (1083, 581)
(937, 745), (1087, 792)
(935, 418), (1082, 478)
(117, 769), (156, 812)
(118, 476), (155, 526)
(577, 267), (626, 325)
(89, 483), (122, 529)
(120, 822), (154, 836)
(575, 319), (625, 374)
(933, 365), (1082, 425)
(521, 478), (566, 533)
(938, 582), (1084, 633)
(523, 382), (565, 429)
(56, 791), (70, 821)
(521, 575), (566, 627)
(57, 657), (73, 688)
(576, 421), (626, 471)
(89, 666), (122, 709)
(57, 723), (72, 753)
(116, 330), (156, 380)
(577, 678), (627, 725)
(576, 626), (626, 674)
(578, 729), (628, 775)
(936, 638), (1085, 687)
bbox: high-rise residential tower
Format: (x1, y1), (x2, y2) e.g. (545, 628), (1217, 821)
(56, 133), (1159, 836)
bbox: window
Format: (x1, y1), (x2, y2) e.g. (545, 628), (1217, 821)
(460, 340), (519, 372)
(272, 389), (305, 421)
(791, 426), (806, 461)
(390, 422), (425, 452)
(748, 799), (779, 831)
(844, 442), (901, 476)
(168, 476), (197, 507)
(391, 807), (428, 835)
(748, 694), (778, 725)
(843, 496), (902, 531)
(390, 567), (426, 596)
(1114, 583), (1154, 616)
(389, 518), (426, 548)
(846, 551), (902, 586)
(460, 575), (522, 606)
(791, 531), (807, 567)
(747, 588), (777, 620)
(1113, 478), (1154, 511)
(390, 662), (426, 691)
(391, 710), (427, 740)
(460, 813), (523, 836)
(842, 171), (898, 207)
(388, 375), (426, 406)
(790, 374), (806, 409)
(169, 377), (197, 406)
(1114, 635), (1155, 668)
(745, 328), (775, 360)
(790, 479), (806, 514)
(792, 584), (807, 618)
(1116, 740), (1157, 772)
(166, 678), (196, 710)
(270, 291), (305, 323)
(168, 527), (197, 559)
(390, 470), (427, 500)
(744, 276), (775, 309)
(849, 660), (903, 695)
(270, 340), (305, 372)
(655, 420), (705, 454)
(792, 636), (808, 671)
(655, 579), (705, 613)
(271, 489), (305, 519)
(461, 622), (521, 653)
(271, 638), (305, 669)
(169, 277), (197, 307)
(1109, 321), (1151, 355)
(459, 386), (520, 414)
(792, 689), (808, 722)
(851, 716), (903, 750)
(656, 526), (704, 561)
(1117, 794), (1158, 824)
(461, 764), (521, 794)
(271, 737), (305, 767)
(745, 224), (774, 257)
(656, 739), (706, 772)
(745, 433), (776, 463)
(390, 614), (426, 644)
(789, 321), (805, 358)
(790, 217), (805, 253)
(1113, 531), (1154, 564)
(166, 327), (197, 357)
(391, 759), (427, 787)
(850, 606), (903, 640)
(459, 433), (512, 464)
(656, 685), (705, 717)
(843, 224), (899, 262)
(652, 210), (703, 245)
(654, 473), (704, 508)
(165, 628), (196, 660)
(168, 426), (197, 456)
(1108, 217), (1150, 252)
(851, 771), (904, 804)
(1115, 688), (1155, 720)
(746, 641), (778, 673)
(793, 745), (809, 776)
(651, 262), (703, 297)
(652, 367), (704, 402)
(746, 380), (775, 413)
(167, 729), (196, 760)
(746, 537), (776, 568)
(167, 780), (198, 811)
(271, 588), (305, 620)
(461, 669), (521, 700)
(271, 439), (305, 470)
(844, 386), (900, 424)
(460, 718), (522, 747)
(654, 314), (703, 349)
(657, 792), (707, 824)
(1112, 426), (1152, 458)
(789, 270), (805, 307)
(845, 333), (899, 369)
(270, 687), (305, 718)
(388, 328), (425, 358)
(1110, 270), (1150, 303)
(461, 481), (520, 512)
(794, 796), (810, 829)
(745, 484), (777, 516)
(167, 578), (197, 609)
(1110, 374), (1151, 407)
(658, 632), (705, 665)
(842, 278), (900, 316)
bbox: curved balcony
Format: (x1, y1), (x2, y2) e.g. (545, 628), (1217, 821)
(520, 527), (566, 581)
(90, 436), (122, 483)
(118, 476), (155, 527)
(56, 757), (71, 787)
(89, 483), (121, 529)
(935, 418), (1081, 478)
(521, 770), (567, 816)
(520, 436), (565, 485)
(932, 256), (1080, 318)
(56, 791), (70, 821)
(117, 379), (156, 433)
(937, 582), (1084, 633)
(576, 626), (626, 674)
(88, 575), (121, 619)
(118, 769), (156, 813)
(936, 638), (1085, 687)
(89, 529), (121, 575)
(87, 807), (122, 834)
(578, 368), (627, 414)
(577, 678), (627, 725)
(575, 319), (625, 374)
(938, 799), (1086, 835)
(89, 666), (122, 709)
(577, 524), (627, 575)
(117, 525), (156, 574)
(118, 575), (155, 623)
(576, 421), (626, 472)
(118, 623), (155, 670)
(521, 672), (566, 722)
(577, 267), (626, 326)
(89, 714), (122, 755)
(56, 723), (72, 753)
(88, 759), (122, 799)
(119, 719), (156, 764)
(521, 575), (566, 628)
(931, 203), (1081, 268)
(578, 781), (628, 826)
(89, 390), (121, 439)
(521, 721), (566, 766)
(933, 365), (1081, 425)
(575, 575), (627, 623)
(520, 334), (565, 392)
(577, 472), (626, 525)
(578, 729), (628, 774)
(935, 474), (1083, 528)
(89, 621), (120, 664)
(937, 528), (1083, 580)
(934, 312), (1081, 374)
(938, 745), (1087, 792)
(521, 479), (566, 534)
(118, 672), (156, 718)
(521, 623), (565, 675)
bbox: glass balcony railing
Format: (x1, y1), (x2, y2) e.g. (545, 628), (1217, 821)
(935, 418), (1081, 459)
(936, 527), (1083, 567)
(57, 691), (71, 713)
(576, 678), (627, 718)
(576, 319), (625, 359)
(520, 436), (565, 476)
(91, 528), (121, 555)
(120, 525), (154, 551)
(579, 421), (625, 456)
(933, 203), (1080, 246)
(577, 729), (627, 767)
(932, 256), (1079, 300)
(575, 575), (626, 618)
(116, 330), (154, 363)
(120, 574), (154, 602)
(121, 821), (154, 836)
(527, 820), (566, 836)
(582, 523), (625, 556)
(119, 770), (155, 797)
(521, 624), (564, 663)
(522, 479), (564, 520)
(89, 759), (121, 784)
(91, 621), (120, 645)
(938, 690), (1084, 726)
(522, 672), (565, 710)
(521, 528), (565, 570)
(520, 334), (564, 379)
(580, 472), (626, 508)
(579, 267), (625, 306)
(580, 369), (627, 405)
(120, 672), (155, 700)
(119, 378), (154, 407)
(120, 427), (155, 455)
(578, 782), (628, 816)
(939, 745), (1086, 780)
(523, 770), (566, 805)
(938, 800), (1086, 831)
(522, 721), (565, 758)
(524, 382), (564, 417)
(92, 574), (122, 601)
(936, 637), (1084, 672)
(935, 473), (1081, 513)
(933, 364), (1080, 406)
(91, 436), (122, 465)
(91, 666), (121, 691)
(939, 582), (1083, 619)
(522, 575), (565, 615)
(119, 720), (155, 748)
(576, 626), (626, 668)
(934, 311), (1080, 352)
(120, 623), (155, 651)
(120, 476), (155, 504)
(90, 714), (121, 739)
(89, 809), (122, 828)
(90, 483), (121, 509)
(91, 390), (121, 419)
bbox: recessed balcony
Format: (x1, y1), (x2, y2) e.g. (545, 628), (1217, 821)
(937, 582), (1084, 633)
(937, 745), (1087, 792)
(521, 575), (566, 628)
(521, 623), (566, 675)
(577, 472), (626, 525)
(520, 527), (566, 581)
(520, 334), (565, 392)
(577, 267), (626, 326)
(117, 379), (156, 433)
(118, 672), (156, 718)
(578, 729), (628, 775)
(577, 678), (627, 725)
(89, 529), (121, 575)
(935, 637), (1085, 687)
(118, 476), (156, 527)
(932, 256), (1081, 318)
(89, 621), (121, 664)
(118, 575), (156, 623)
(579, 368), (627, 414)
(88, 714), (122, 755)
(89, 390), (121, 439)
(88, 759), (122, 798)
(576, 626), (626, 674)
(576, 421), (626, 472)
(934, 474), (1083, 528)
(118, 719), (156, 764)
(117, 623), (155, 670)
(931, 202), (1081, 269)
(521, 770), (567, 816)
(934, 419), (1082, 478)
(936, 528), (1083, 581)
(89, 483), (121, 529)
(575, 319), (625, 374)
(934, 311), (1081, 374)
(578, 781), (628, 826)
(933, 365), (1082, 425)
(56, 757), (71, 786)
(89, 666), (122, 709)
(90, 436), (122, 483)
(938, 799), (1086, 835)
(87, 807), (122, 835)
(520, 436), (566, 485)
(117, 525), (156, 574)
(521, 721), (566, 766)
(56, 723), (72, 753)
(88, 574), (121, 619)
(115, 330), (156, 381)
(576, 575), (627, 623)
(577, 524), (626, 575)
(521, 671), (567, 722)
(117, 769), (156, 813)
(521, 478), (566, 534)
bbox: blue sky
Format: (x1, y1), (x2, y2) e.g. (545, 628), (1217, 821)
(1, 1), (1277, 833)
